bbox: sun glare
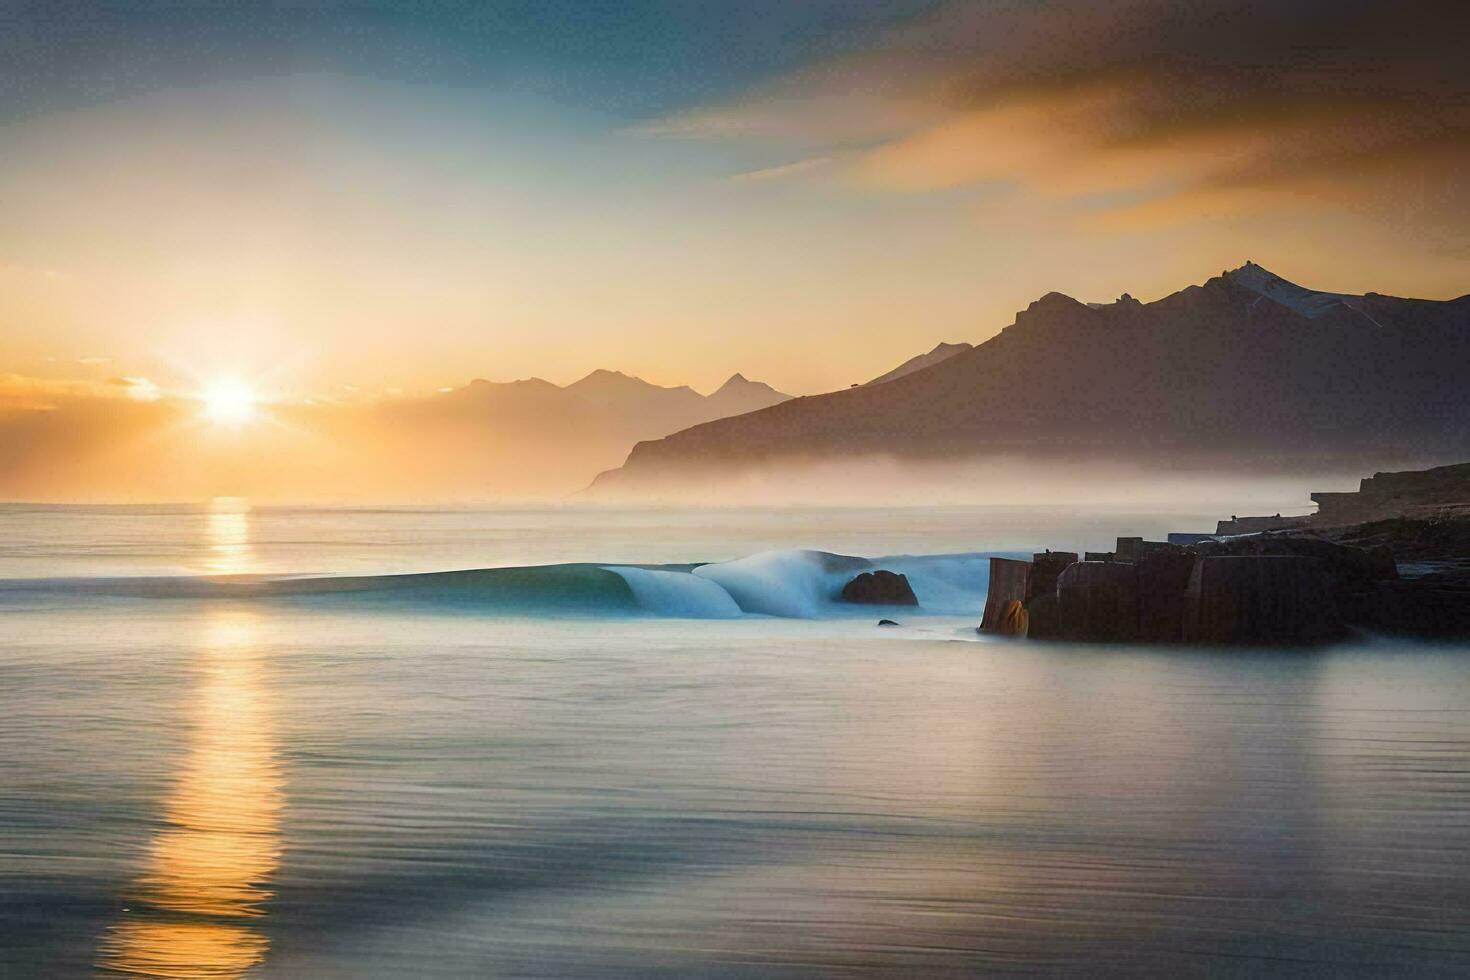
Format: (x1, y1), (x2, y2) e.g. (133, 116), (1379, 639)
(202, 381), (258, 425)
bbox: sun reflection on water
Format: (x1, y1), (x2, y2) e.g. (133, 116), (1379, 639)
(98, 611), (283, 978)
(204, 498), (253, 577)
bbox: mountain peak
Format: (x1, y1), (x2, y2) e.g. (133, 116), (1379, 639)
(1223, 260), (1298, 292)
(567, 368), (664, 393)
(574, 368), (631, 384)
(713, 372), (782, 396)
(704, 373), (791, 411)
(1016, 291), (1092, 320)
(1009, 291), (1094, 332)
(1223, 261), (1351, 318)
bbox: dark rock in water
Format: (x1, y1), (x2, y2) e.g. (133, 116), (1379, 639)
(841, 570), (917, 605)
(980, 557), (1032, 631)
(1184, 555), (1344, 645)
(877, 619), (900, 627)
(1056, 561), (1139, 642)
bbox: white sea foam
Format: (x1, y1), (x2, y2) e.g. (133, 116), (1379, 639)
(690, 549), (869, 618)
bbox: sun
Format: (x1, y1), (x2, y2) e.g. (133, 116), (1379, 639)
(202, 380), (258, 425)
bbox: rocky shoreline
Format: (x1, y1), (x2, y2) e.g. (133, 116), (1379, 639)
(974, 463), (1470, 645)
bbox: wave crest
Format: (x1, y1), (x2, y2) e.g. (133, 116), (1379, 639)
(0, 549), (998, 620)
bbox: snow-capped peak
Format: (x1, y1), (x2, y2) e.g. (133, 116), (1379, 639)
(1224, 261), (1351, 319)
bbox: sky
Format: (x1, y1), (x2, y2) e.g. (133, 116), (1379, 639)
(0, 0), (1467, 498)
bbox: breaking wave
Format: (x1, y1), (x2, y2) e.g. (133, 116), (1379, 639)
(0, 549), (1000, 620)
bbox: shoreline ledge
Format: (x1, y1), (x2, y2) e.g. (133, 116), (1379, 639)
(984, 522), (1469, 645)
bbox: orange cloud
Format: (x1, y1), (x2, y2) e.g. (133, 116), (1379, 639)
(659, 0), (1470, 249)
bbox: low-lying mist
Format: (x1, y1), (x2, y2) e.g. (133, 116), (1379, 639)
(580, 454), (1376, 515)
(0, 393), (1387, 521)
(2, 375), (1438, 513)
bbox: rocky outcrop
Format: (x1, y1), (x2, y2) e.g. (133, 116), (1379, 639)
(1184, 556), (1344, 645)
(1216, 515), (1309, 535)
(978, 524), (1466, 645)
(1321, 515), (1470, 637)
(977, 462), (1470, 644)
(1326, 516), (1470, 562)
(1365, 574), (1470, 638)
(980, 558), (1032, 630)
(1312, 462), (1470, 526)
(1029, 551), (1077, 601)
(1135, 550), (1197, 642)
(840, 570), (918, 605)
(1053, 561), (1139, 643)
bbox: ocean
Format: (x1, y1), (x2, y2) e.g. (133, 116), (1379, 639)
(3, 502), (1468, 977)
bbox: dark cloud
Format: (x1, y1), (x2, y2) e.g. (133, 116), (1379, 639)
(674, 0), (1467, 251)
(936, 0), (1469, 154)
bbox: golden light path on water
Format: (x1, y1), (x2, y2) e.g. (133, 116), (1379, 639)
(203, 498), (253, 577)
(98, 505), (282, 978)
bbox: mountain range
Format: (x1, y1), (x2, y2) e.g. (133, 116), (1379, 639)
(591, 263), (1470, 496)
(308, 368), (794, 497)
(0, 367), (792, 501)
(404, 368), (790, 442)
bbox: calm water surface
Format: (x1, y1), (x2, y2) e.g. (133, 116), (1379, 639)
(2, 505), (1468, 977)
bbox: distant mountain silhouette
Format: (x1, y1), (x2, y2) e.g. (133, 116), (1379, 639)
(706, 373), (792, 416)
(864, 342), (972, 386)
(0, 366), (791, 501)
(293, 368), (794, 498)
(592, 263), (1470, 494)
(406, 369), (790, 448)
